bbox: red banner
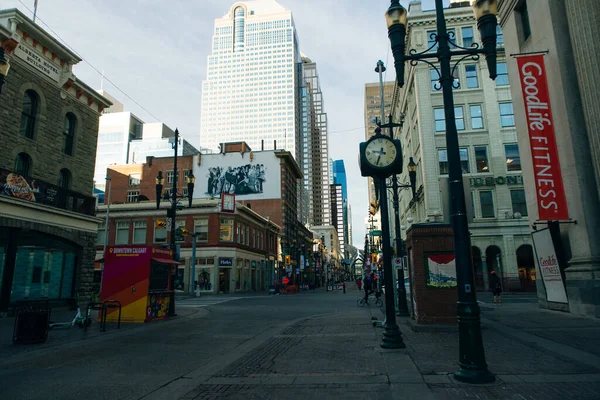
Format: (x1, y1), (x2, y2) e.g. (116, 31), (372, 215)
(516, 54), (569, 221)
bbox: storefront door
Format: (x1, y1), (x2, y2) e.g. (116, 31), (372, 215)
(219, 268), (230, 293)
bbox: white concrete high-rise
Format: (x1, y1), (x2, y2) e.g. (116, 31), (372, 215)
(200, 1), (302, 158)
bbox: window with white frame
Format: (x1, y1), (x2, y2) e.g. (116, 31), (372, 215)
(245, 226), (250, 246)
(462, 26), (474, 48)
(470, 105), (484, 129)
(154, 221), (167, 243)
(166, 170), (177, 184)
(127, 190), (139, 203)
(133, 221), (147, 244)
(465, 65), (478, 88)
(129, 173), (141, 186)
(194, 218), (209, 241)
(499, 103), (515, 127)
(434, 108), (446, 132)
(505, 144), (522, 171)
(439, 148), (470, 174)
(455, 106), (465, 130)
(479, 191), (495, 218)
(510, 189), (528, 217)
(474, 147), (489, 173)
(97, 223), (106, 244)
(430, 69), (439, 91)
(496, 62), (509, 86)
(116, 221), (129, 244)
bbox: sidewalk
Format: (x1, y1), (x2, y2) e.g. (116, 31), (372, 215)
(0, 305), (199, 361)
(169, 288), (600, 400)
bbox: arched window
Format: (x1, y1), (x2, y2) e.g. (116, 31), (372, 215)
(19, 90), (39, 139)
(14, 152), (32, 176)
(63, 113), (77, 155)
(58, 168), (72, 189)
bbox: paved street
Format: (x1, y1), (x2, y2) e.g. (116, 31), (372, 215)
(1, 286), (600, 399)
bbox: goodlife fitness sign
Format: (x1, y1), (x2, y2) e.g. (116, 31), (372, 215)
(517, 54), (569, 221)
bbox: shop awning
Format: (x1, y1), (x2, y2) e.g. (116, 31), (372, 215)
(151, 257), (183, 265)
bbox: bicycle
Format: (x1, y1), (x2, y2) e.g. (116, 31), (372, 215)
(357, 293), (383, 307)
(48, 293), (92, 330)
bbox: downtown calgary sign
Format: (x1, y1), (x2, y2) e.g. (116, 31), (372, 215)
(516, 54), (569, 221)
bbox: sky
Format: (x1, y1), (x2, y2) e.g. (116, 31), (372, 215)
(3, 0), (444, 248)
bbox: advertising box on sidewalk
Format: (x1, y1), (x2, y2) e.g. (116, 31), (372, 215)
(101, 246), (181, 323)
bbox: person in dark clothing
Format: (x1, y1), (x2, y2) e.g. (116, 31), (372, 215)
(490, 270), (502, 304)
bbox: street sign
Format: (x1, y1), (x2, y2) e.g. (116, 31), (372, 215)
(370, 230), (382, 237)
(394, 257), (402, 268)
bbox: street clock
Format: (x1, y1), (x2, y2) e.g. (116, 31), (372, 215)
(359, 128), (403, 178)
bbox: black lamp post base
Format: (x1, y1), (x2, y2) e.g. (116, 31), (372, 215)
(453, 367), (495, 384)
(380, 323), (406, 349)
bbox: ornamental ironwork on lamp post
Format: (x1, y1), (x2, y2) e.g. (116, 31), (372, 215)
(385, 0), (498, 383)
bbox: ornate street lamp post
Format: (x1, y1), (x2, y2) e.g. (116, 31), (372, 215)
(385, 0), (498, 383)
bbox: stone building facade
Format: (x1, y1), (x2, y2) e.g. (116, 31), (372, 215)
(498, 0), (600, 317)
(390, 1), (533, 293)
(0, 9), (111, 313)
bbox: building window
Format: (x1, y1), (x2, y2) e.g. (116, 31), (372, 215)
(470, 105), (483, 129)
(438, 149), (469, 174)
(97, 223), (106, 244)
(465, 65), (478, 88)
(517, 0), (531, 43)
(175, 219), (186, 242)
(127, 190), (139, 203)
(246, 226), (250, 246)
(430, 69), (439, 91)
(220, 218), (234, 242)
(434, 108), (445, 132)
(20, 90), (38, 139)
(479, 191), (495, 218)
(496, 26), (504, 47)
(427, 30), (437, 51)
(154, 221), (167, 243)
(462, 26), (474, 48)
(129, 173), (141, 186)
(194, 218), (209, 241)
(474, 147), (489, 173)
(63, 113), (76, 156)
(511, 189), (528, 217)
(14, 152), (32, 176)
(496, 63), (509, 86)
(499, 103), (515, 127)
(58, 169), (72, 189)
(116, 221), (129, 244)
(455, 106), (465, 130)
(133, 221), (147, 244)
(434, 107), (464, 131)
(505, 144), (522, 171)
(166, 170), (177, 184)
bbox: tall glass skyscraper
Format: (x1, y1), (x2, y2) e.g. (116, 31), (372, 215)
(200, 1), (302, 159)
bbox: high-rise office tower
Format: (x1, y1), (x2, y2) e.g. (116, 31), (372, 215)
(301, 55), (330, 227)
(330, 184), (346, 259)
(333, 159), (350, 255)
(200, 1), (302, 158)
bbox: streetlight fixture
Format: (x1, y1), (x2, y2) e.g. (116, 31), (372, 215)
(186, 171), (195, 208)
(0, 47), (10, 94)
(385, 0), (498, 383)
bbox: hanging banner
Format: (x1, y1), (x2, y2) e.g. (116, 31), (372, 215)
(516, 54), (569, 221)
(532, 228), (568, 304)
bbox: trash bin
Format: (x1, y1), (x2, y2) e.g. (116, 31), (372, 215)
(13, 302), (51, 344)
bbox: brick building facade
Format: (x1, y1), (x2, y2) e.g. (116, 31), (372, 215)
(0, 9), (111, 313)
(96, 200), (280, 294)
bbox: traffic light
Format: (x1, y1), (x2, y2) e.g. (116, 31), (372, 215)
(285, 255), (291, 265)
(371, 253), (377, 263)
(155, 220), (166, 228)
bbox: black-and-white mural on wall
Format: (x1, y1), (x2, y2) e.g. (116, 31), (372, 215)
(206, 164), (266, 196)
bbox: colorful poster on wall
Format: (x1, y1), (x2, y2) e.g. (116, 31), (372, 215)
(146, 292), (170, 321)
(425, 253), (457, 288)
(532, 228), (568, 304)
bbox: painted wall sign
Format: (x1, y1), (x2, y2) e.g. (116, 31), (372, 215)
(469, 175), (523, 187)
(532, 228), (568, 304)
(14, 43), (61, 82)
(425, 253), (457, 288)
(517, 54), (569, 221)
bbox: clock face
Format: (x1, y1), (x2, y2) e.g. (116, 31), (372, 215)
(222, 194), (235, 211)
(365, 137), (398, 168)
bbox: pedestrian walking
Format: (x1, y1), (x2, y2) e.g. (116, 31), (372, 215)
(490, 270), (502, 304)
(356, 277), (362, 291)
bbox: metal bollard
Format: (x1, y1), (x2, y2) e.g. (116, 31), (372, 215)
(343, 283), (346, 294)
